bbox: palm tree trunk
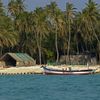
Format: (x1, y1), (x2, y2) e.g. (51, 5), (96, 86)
(39, 34), (42, 65)
(55, 29), (59, 64)
(67, 18), (71, 64)
(97, 42), (100, 64)
(0, 47), (3, 57)
(38, 46), (42, 65)
(91, 22), (100, 63)
(37, 41), (42, 65)
(91, 21), (100, 43)
(36, 32), (42, 65)
(76, 40), (79, 54)
(99, 46), (100, 64)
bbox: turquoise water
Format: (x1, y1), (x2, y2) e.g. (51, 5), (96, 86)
(0, 74), (100, 100)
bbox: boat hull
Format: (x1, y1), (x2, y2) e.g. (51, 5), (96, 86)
(42, 67), (94, 75)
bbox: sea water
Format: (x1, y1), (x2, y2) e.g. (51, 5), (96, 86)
(0, 74), (100, 100)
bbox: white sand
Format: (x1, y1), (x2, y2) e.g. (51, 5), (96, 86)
(0, 65), (100, 75)
(0, 65), (43, 74)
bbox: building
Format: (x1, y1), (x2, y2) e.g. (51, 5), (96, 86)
(0, 53), (36, 67)
(60, 54), (97, 65)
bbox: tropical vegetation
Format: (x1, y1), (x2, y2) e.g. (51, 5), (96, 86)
(0, 0), (100, 64)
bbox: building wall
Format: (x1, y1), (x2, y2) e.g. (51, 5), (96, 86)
(60, 55), (97, 65)
(16, 61), (36, 67)
(0, 61), (6, 67)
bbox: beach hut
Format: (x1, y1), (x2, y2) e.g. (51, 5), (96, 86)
(0, 53), (36, 67)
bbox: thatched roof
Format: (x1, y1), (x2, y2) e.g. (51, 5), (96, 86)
(0, 53), (36, 67)
(0, 53), (34, 62)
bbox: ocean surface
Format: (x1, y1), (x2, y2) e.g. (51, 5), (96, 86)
(0, 74), (100, 100)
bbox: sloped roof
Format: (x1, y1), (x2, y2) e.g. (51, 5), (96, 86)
(0, 53), (35, 62)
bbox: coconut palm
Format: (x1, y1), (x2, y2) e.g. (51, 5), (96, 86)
(0, 0), (99, 64)
(8, 0), (26, 52)
(45, 2), (65, 64)
(0, 0), (18, 56)
(76, 0), (100, 62)
(65, 2), (76, 64)
(31, 7), (48, 64)
(8, 0), (24, 17)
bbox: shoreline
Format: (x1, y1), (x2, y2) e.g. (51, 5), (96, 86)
(0, 65), (100, 75)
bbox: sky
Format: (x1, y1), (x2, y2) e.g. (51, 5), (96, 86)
(2, 0), (100, 11)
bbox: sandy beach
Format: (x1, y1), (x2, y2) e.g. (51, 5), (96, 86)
(0, 65), (43, 75)
(0, 65), (100, 75)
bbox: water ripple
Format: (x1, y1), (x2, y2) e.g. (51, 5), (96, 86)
(0, 74), (100, 100)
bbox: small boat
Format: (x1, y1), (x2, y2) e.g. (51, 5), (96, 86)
(42, 66), (95, 75)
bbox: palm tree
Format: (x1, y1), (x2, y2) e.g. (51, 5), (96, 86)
(32, 7), (48, 64)
(8, 0), (26, 52)
(77, 0), (100, 62)
(8, 0), (24, 17)
(0, 0), (18, 56)
(45, 2), (64, 64)
(0, 0), (5, 16)
(65, 2), (76, 64)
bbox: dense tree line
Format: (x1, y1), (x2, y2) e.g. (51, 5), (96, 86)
(0, 0), (100, 64)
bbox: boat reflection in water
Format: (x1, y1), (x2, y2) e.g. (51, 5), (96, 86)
(41, 66), (95, 75)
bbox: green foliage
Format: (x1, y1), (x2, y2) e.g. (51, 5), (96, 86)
(0, 0), (18, 55)
(0, 0), (99, 64)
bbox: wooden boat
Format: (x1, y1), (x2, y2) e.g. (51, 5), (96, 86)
(42, 66), (95, 75)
